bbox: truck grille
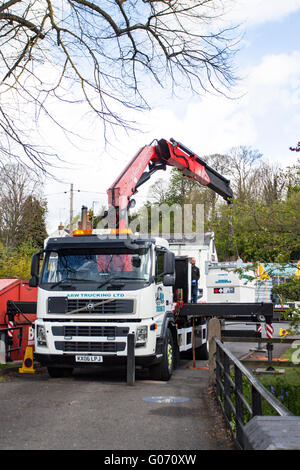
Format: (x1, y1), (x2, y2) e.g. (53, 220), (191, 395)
(67, 298), (134, 314)
(52, 325), (129, 337)
(54, 341), (126, 353)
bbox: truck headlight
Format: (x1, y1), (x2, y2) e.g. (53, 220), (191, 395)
(37, 325), (47, 347)
(136, 326), (148, 344)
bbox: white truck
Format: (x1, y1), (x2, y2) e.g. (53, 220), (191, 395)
(32, 234), (176, 379)
(29, 138), (273, 379)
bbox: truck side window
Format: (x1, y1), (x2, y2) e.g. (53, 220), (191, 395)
(156, 251), (164, 283)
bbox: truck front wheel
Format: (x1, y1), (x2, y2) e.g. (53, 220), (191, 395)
(150, 328), (174, 381)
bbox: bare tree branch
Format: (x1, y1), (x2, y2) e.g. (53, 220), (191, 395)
(0, 0), (240, 170)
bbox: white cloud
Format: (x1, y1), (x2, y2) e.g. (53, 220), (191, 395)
(226, 0), (300, 26)
(138, 51), (300, 163)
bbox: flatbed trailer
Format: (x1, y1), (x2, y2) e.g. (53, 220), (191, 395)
(178, 302), (273, 322)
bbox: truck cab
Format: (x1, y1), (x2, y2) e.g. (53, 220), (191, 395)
(31, 234), (179, 379)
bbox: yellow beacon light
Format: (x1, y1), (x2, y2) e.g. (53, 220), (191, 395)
(73, 229), (93, 236)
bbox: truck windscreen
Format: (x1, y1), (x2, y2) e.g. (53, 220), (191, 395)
(41, 249), (151, 286)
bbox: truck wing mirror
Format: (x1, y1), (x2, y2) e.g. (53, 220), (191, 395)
(163, 274), (175, 286)
(29, 276), (38, 288)
(163, 251), (175, 275)
(29, 252), (42, 287)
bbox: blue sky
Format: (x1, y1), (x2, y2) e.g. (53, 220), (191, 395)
(242, 12), (300, 61)
(44, 1), (300, 233)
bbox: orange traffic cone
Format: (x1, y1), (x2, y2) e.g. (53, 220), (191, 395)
(19, 346), (35, 374)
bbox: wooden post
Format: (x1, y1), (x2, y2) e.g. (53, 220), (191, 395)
(127, 333), (135, 386)
(208, 317), (221, 386)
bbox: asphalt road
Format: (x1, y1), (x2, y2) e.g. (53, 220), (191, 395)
(0, 321), (291, 452)
(0, 357), (234, 451)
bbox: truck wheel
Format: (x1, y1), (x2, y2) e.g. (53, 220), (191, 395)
(47, 367), (73, 378)
(150, 329), (174, 381)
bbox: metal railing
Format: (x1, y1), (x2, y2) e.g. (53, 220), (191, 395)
(0, 326), (24, 362)
(214, 336), (292, 449)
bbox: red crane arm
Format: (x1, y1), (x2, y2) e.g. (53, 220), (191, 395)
(107, 138), (233, 230)
(107, 144), (159, 210)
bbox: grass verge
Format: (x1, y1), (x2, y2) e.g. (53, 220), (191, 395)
(258, 347), (300, 415)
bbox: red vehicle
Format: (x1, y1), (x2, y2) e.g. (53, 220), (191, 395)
(0, 279), (37, 361)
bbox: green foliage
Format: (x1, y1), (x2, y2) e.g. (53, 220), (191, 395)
(225, 361), (300, 429)
(210, 193), (300, 262)
(0, 241), (37, 280)
(272, 276), (300, 302)
(143, 153), (300, 264)
(260, 382), (300, 416)
(15, 196), (48, 249)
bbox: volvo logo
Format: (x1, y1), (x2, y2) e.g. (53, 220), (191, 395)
(86, 302), (95, 312)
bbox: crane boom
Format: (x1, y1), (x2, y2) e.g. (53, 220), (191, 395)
(107, 138), (233, 230)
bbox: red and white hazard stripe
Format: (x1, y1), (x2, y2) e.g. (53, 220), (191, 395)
(7, 321), (14, 338)
(265, 323), (273, 339)
(256, 323), (262, 334)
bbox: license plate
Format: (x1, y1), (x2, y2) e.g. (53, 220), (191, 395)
(75, 355), (103, 363)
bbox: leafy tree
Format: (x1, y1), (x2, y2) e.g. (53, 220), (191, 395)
(164, 168), (199, 206)
(279, 159), (300, 198)
(0, 163), (47, 250)
(272, 277), (300, 302)
(142, 147), (300, 263)
(210, 193), (300, 262)
(15, 195), (48, 250)
(0, 241), (36, 279)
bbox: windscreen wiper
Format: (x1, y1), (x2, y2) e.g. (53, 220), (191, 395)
(97, 276), (147, 288)
(50, 278), (99, 289)
(97, 277), (122, 289)
(50, 278), (75, 289)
